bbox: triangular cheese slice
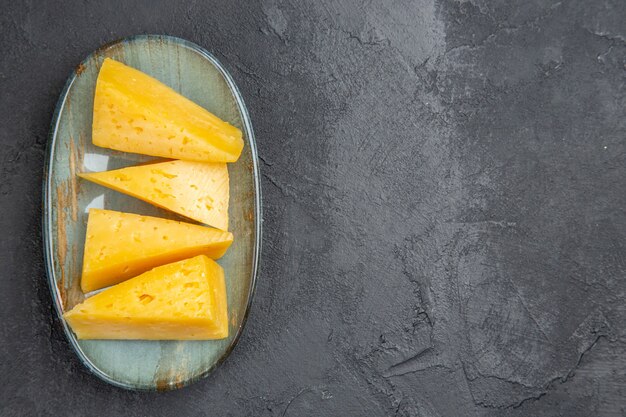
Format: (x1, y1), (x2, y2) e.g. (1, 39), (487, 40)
(64, 255), (228, 340)
(79, 160), (229, 230)
(93, 58), (243, 162)
(81, 209), (233, 292)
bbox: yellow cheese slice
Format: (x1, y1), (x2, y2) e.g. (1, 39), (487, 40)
(79, 160), (229, 230)
(64, 255), (228, 340)
(93, 58), (243, 162)
(81, 208), (234, 293)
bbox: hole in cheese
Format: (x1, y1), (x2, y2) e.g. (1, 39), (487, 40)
(138, 294), (154, 304)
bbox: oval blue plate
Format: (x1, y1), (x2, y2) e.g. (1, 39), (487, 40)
(42, 35), (261, 391)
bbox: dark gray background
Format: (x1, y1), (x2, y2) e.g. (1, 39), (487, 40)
(1, 0), (625, 416)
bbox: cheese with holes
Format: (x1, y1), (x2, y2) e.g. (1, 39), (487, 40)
(79, 160), (229, 230)
(92, 58), (243, 162)
(81, 209), (233, 293)
(64, 255), (228, 340)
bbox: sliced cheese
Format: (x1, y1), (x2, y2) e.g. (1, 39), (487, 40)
(64, 255), (229, 340)
(81, 208), (233, 293)
(79, 160), (229, 230)
(93, 58), (243, 162)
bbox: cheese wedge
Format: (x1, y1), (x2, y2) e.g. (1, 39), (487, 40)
(64, 255), (228, 340)
(81, 209), (233, 293)
(92, 58), (243, 162)
(79, 160), (229, 230)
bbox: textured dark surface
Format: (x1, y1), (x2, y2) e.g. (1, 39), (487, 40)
(1, 0), (625, 416)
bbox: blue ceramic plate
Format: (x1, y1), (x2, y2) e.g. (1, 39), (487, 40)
(43, 35), (261, 391)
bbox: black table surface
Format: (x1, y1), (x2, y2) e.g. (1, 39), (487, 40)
(1, 1), (625, 416)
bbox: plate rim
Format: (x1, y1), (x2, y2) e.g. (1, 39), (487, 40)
(42, 34), (262, 391)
